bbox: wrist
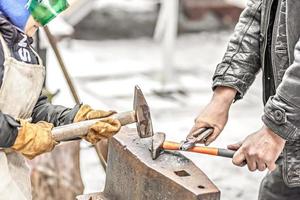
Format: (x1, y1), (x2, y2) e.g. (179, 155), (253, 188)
(263, 125), (286, 143)
(212, 86), (237, 105)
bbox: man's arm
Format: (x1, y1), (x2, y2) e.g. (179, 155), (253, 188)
(188, 0), (263, 145)
(31, 95), (80, 127)
(231, 39), (300, 172)
(213, 0), (262, 100)
(262, 39), (300, 141)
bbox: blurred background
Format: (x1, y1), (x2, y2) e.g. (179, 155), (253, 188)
(41, 0), (265, 199)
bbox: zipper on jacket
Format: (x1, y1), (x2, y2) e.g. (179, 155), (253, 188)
(271, 0), (282, 88)
(262, 0), (275, 104)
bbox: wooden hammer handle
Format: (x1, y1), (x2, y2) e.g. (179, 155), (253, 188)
(52, 111), (136, 142)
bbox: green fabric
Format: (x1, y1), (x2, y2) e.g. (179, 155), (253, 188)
(28, 0), (69, 26)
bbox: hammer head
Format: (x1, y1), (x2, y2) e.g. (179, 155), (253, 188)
(151, 132), (166, 160)
(134, 85), (153, 138)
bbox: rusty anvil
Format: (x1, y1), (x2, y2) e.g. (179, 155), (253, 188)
(76, 129), (220, 200)
(51, 85), (153, 142)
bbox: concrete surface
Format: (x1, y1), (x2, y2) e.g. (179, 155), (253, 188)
(46, 31), (265, 200)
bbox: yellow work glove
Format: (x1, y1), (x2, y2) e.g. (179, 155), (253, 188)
(12, 120), (57, 160)
(74, 105), (121, 144)
(74, 104), (116, 122)
(85, 118), (121, 144)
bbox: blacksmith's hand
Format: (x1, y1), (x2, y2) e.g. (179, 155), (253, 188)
(74, 104), (121, 144)
(74, 104), (117, 122)
(12, 120), (58, 160)
(188, 86), (236, 146)
(230, 125), (286, 172)
(85, 118), (121, 144)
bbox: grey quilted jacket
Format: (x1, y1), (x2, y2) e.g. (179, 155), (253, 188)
(212, 0), (300, 186)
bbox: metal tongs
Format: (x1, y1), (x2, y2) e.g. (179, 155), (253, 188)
(180, 128), (214, 151)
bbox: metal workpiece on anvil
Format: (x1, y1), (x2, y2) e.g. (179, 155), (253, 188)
(77, 128), (220, 200)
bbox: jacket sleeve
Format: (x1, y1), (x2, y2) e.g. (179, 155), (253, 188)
(0, 114), (20, 148)
(212, 0), (262, 100)
(262, 39), (300, 141)
(31, 95), (81, 127)
(0, 15), (21, 148)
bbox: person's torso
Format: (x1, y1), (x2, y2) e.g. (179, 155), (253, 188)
(261, 0), (300, 104)
(0, 25), (45, 119)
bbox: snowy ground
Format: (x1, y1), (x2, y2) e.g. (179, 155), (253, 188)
(46, 31), (265, 200)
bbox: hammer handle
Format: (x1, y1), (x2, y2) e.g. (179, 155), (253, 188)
(163, 141), (235, 158)
(52, 110), (136, 142)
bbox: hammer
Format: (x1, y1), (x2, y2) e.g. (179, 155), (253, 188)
(151, 132), (236, 160)
(51, 86), (154, 142)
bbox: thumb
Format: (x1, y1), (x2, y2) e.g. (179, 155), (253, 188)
(227, 142), (243, 151)
(232, 148), (246, 167)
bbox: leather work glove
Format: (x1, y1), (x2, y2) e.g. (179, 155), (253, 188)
(74, 104), (116, 122)
(85, 118), (121, 144)
(74, 105), (121, 144)
(12, 120), (58, 160)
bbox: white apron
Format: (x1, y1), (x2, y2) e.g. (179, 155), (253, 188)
(0, 34), (45, 200)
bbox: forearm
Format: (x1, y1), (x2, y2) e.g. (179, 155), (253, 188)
(212, 86), (237, 106)
(212, 0), (262, 100)
(31, 95), (80, 127)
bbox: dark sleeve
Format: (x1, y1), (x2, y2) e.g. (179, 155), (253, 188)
(0, 14), (18, 46)
(0, 15), (20, 148)
(262, 38), (300, 141)
(212, 0), (262, 100)
(0, 114), (19, 148)
(31, 95), (81, 127)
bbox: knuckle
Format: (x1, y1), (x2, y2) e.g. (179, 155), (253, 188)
(247, 150), (255, 157)
(253, 151), (260, 158)
(240, 146), (247, 153)
(265, 156), (274, 164)
(258, 153), (266, 160)
(194, 117), (203, 123)
(244, 148), (257, 157)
